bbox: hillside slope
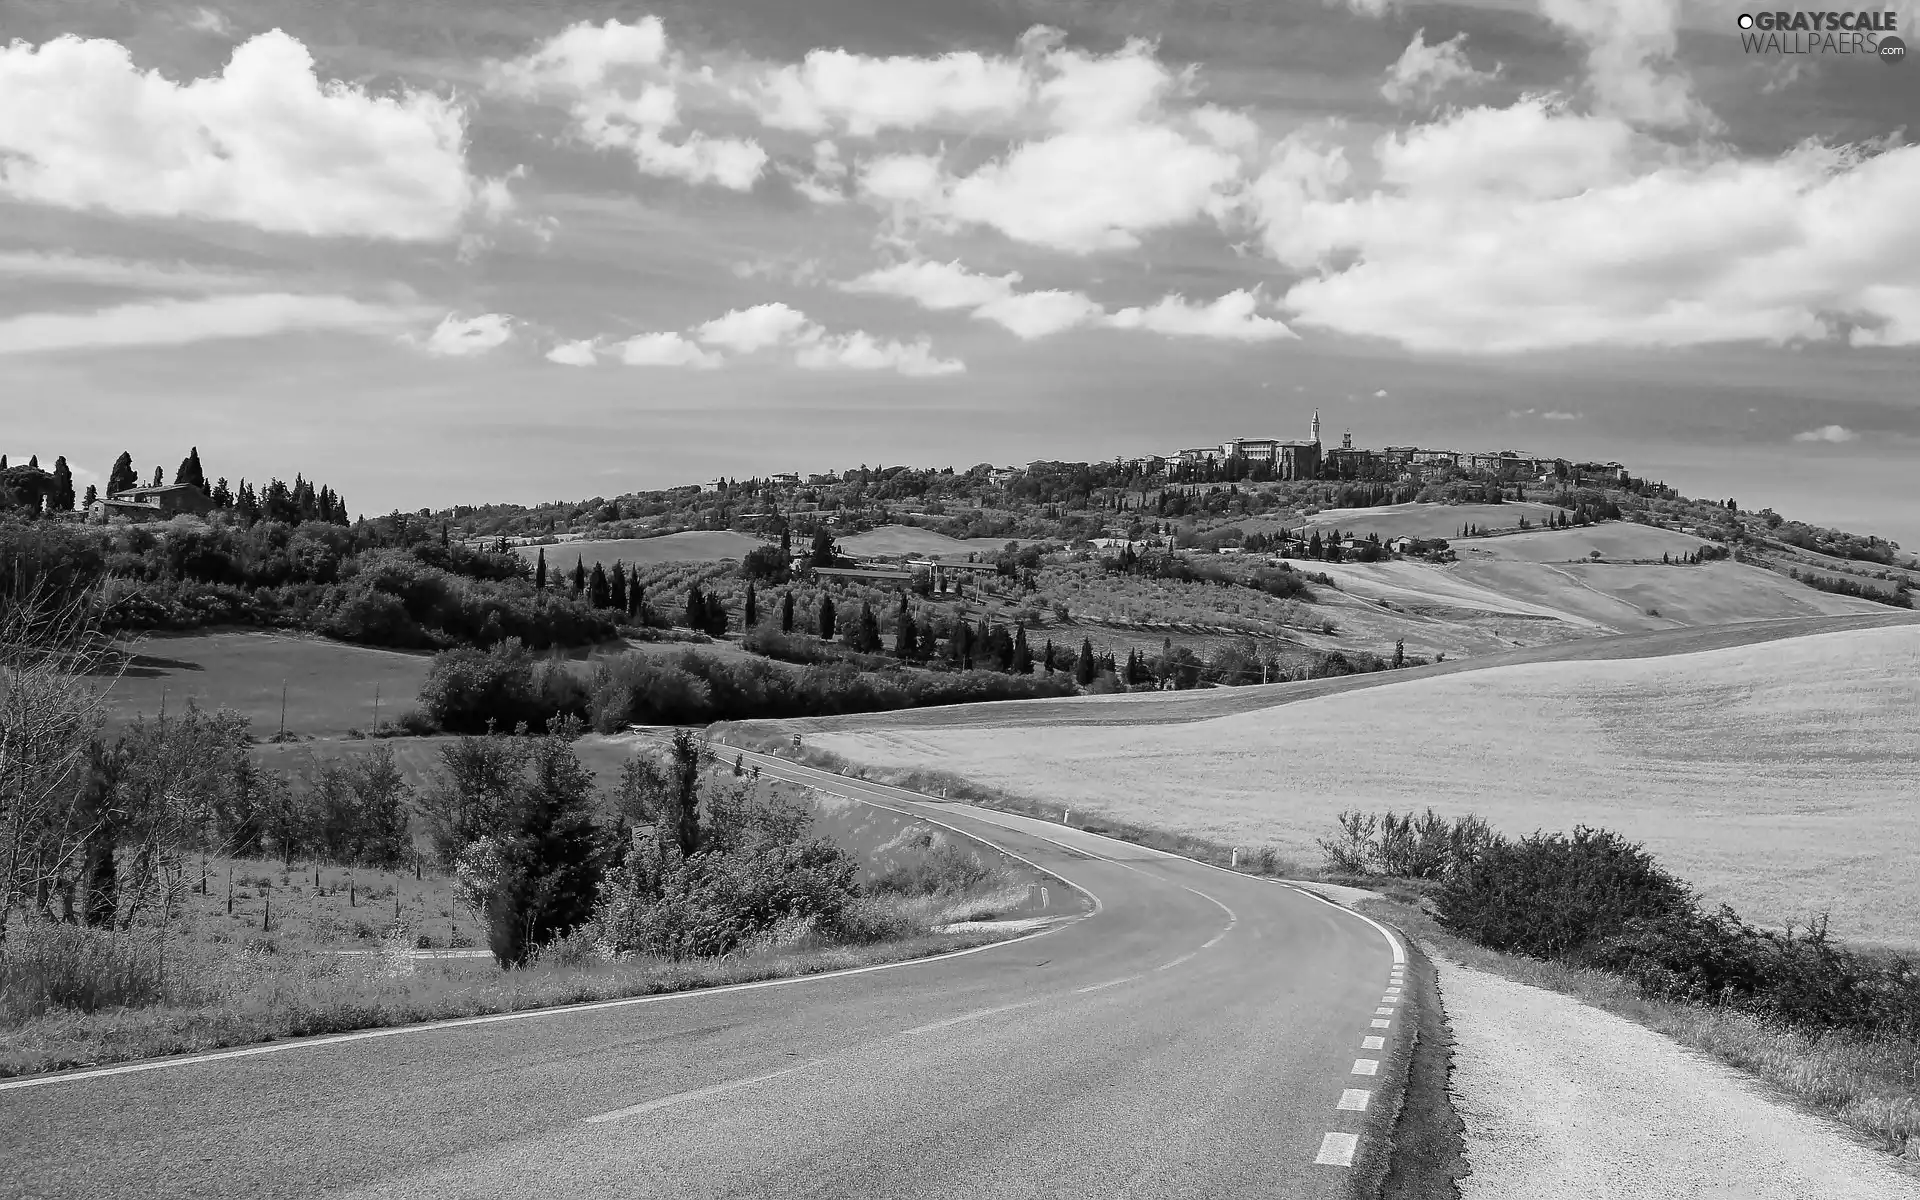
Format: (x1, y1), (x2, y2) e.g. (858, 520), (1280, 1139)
(788, 621), (1920, 945)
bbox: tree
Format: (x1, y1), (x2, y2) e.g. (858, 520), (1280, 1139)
(781, 591), (795, 634)
(106, 452), (135, 496)
(176, 447), (206, 492)
(685, 583), (708, 631)
(854, 601), (882, 653)
(150, 465), (164, 487)
(810, 528), (838, 568)
(744, 581), (758, 628)
(817, 595), (836, 640)
(1074, 638), (1097, 686)
(535, 548), (547, 591)
(703, 595), (728, 637)
(915, 618), (937, 662)
(894, 609), (916, 658)
(49, 457), (75, 512)
(1043, 639), (1054, 675)
(1393, 638), (1405, 669)
(1011, 625), (1032, 674)
(571, 557), (586, 595)
(82, 484), (97, 508)
(588, 563), (611, 609)
(610, 561), (628, 614)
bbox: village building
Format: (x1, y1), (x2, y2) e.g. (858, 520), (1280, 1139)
(89, 483), (213, 524)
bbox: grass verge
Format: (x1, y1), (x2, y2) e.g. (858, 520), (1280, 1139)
(1355, 891), (1920, 1169)
(0, 925), (1029, 1080)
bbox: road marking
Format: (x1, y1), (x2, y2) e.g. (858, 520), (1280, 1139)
(1361, 1036), (1385, 1050)
(1155, 952), (1196, 972)
(583, 1061), (820, 1124)
(1375, 1007), (1395, 1016)
(1315, 1132), (1359, 1166)
(1352, 1059), (1380, 1076)
(900, 1000), (1040, 1037)
(1338, 1089), (1371, 1112)
(1370, 1019), (1390, 1029)
(1074, 974), (1142, 994)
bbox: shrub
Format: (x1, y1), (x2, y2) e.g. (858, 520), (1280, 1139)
(0, 923), (171, 1024)
(870, 838), (999, 897)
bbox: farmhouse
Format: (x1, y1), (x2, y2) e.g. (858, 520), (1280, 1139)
(811, 565), (916, 584)
(90, 483), (213, 524)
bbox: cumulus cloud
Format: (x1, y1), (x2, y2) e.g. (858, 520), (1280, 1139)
(545, 338), (599, 366)
(694, 302), (819, 353)
(1373, 388), (1390, 398)
(421, 312), (515, 357)
(493, 19), (767, 191)
(0, 31), (501, 240)
(1794, 424), (1857, 443)
(1381, 30), (1498, 106)
(1248, 99), (1920, 353)
(1536, 0), (1710, 129)
(973, 290), (1105, 339)
(840, 260), (1021, 310)
(746, 48), (1029, 137)
(1104, 289), (1294, 342)
(794, 331), (965, 375)
(0, 293), (428, 355)
(617, 331), (724, 368)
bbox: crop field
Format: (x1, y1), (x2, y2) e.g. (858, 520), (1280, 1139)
(102, 631), (434, 737)
(793, 624), (1920, 946)
(1450, 559), (1885, 633)
(1463, 523), (1714, 563)
(837, 525), (977, 557)
(514, 531), (768, 569)
(1300, 501), (1564, 540)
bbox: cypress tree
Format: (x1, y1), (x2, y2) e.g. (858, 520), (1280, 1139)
(915, 619), (937, 661)
(686, 584), (707, 630)
(817, 595), (836, 639)
(895, 610), (916, 658)
(705, 595), (728, 637)
(535, 548), (548, 591)
(1043, 639), (1054, 675)
(589, 563), (611, 608)
(50, 456), (75, 511)
(1012, 625), (1032, 674)
(571, 556), (587, 594)
(83, 483), (98, 508)
(744, 581), (758, 628)
(1074, 638), (1096, 686)
(150, 465), (165, 487)
(781, 590), (794, 633)
(26, 455), (37, 469)
(857, 601), (881, 652)
(107, 452), (135, 496)
(611, 563), (628, 614)
(176, 447), (206, 491)
(633, 579), (647, 622)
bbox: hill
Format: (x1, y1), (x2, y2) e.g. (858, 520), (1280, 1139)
(1462, 523), (1714, 562)
(1302, 501), (1563, 540)
(780, 621), (1920, 947)
(513, 532), (767, 569)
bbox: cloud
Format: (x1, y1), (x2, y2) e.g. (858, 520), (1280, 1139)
(1536, 0), (1710, 129)
(545, 338), (599, 366)
(840, 260), (1021, 310)
(794, 332), (964, 376)
(186, 7), (231, 35)
(617, 331), (724, 368)
(0, 293), (428, 355)
(745, 47), (1029, 137)
(0, 31), (501, 240)
(1103, 289), (1294, 342)
(1248, 101), (1920, 353)
(1373, 388), (1389, 397)
(420, 313), (515, 357)
(0, 251), (262, 292)
(974, 290), (1105, 339)
(694, 302), (819, 353)
(1794, 425), (1857, 443)
(1541, 410), (1581, 420)
(1381, 30), (1498, 106)
(493, 19), (767, 191)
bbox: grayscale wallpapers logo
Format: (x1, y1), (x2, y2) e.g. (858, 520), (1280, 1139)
(1736, 11), (1907, 60)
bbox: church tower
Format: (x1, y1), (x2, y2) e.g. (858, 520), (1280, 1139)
(1311, 409), (1322, 445)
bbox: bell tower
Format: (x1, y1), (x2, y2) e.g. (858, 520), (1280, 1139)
(1310, 409), (1322, 445)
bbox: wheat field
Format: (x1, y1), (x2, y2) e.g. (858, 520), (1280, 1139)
(808, 625), (1920, 946)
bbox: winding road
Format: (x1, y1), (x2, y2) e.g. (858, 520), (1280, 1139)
(2, 753), (1407, 1200)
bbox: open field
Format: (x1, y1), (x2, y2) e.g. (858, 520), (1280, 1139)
(1450, 559), (1887, 633)
(513, 531), (768, 569)
(1300, 501), (1564, 540)
(838, 525), (976, 557)
(101, 631), (434, 737)
(754, 622), (1920, 945)
(1462, 523), (1714, 562)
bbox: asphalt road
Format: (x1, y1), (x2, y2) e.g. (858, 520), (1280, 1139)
(1, 755), (1406, 1200)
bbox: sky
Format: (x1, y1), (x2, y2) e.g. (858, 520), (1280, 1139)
(2, 0), (1917, 541)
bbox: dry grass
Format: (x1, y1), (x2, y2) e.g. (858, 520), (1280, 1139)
(1300, 501), (1565, 541)
(837, 525), (977, 557)
(1359, 894), (1920, 1166)
(800, 625), (1920, 946)
(512, 532), (766, 569)
(1465, 523), (1714, 563)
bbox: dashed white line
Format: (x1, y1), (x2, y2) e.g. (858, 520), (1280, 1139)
(1352, 1059), (1380, 1076)
(1361, 1036), (1385, 1050)
(1375, 1007), (1395, 1016)
(1074, 975), (1142, 994)
(1315, 1132), (1359, 1166)
(1338, 1089), (1372, 1112)
(583, 1061), (819, 1124)
(1370, 1019), (1391, 1029)
(1155, 952), (1196, 973)
(900, 1001), (1039, 1037)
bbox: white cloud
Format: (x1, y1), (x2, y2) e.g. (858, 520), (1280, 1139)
(545, 338), (599, 366)
(973, 290), (1105, 339)
(1794, 425), (1857, 443)
(1373, 388), (1389, 398)
(0, 293), (428, 355)
(0, 251), (261, 292)
(695, 302), (820, 353)
(1381, 30), (1498, 106)
(840, 260), (1021, 310)
(1248, 100), (1920, 353)
(1541, 410), (1582, 420)
(617, 331), (724, 369)
(421, 312), (515, 357)
(1103, 288), (1295, 342)
(746, 48), (1030, 137)
(781, 140), (851, 204)
(186, 7), (231, 35)
(0, 31), (500, 240)
(794, 331), (964, 376)
(1536, 0), (1711, 129)
(493, 19), (767, 191)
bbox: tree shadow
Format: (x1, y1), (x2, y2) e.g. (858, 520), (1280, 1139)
(96, 652), (208, 678)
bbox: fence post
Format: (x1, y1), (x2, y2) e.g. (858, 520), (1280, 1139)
(1232, 847), (1240, 869)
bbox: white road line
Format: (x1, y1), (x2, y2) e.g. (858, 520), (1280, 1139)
(1352, 1059), (1380, 1076)
(1361, 1036), (1385, 1050)
(583, 1062), (819, 1124)
(1155, 952), (1196, 972)
(1338, 1089), (1372, 1112)
(1370, 1019), (1391, 1029)
(1375, 1007), (1395, 1016)
(899, 1000), (1039, 1037)
(1315, 1132), (1359, 1167)
(1074, 975), (1142, 994)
